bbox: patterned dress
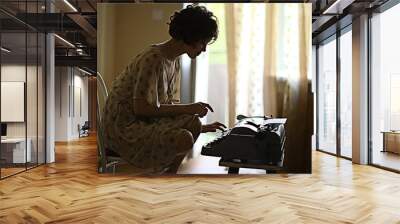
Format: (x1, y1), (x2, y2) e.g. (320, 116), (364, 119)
(102, 45), (200, 174)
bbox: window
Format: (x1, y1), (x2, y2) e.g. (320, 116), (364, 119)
(370, 3), (400, 171)
(317, 36), (337, 154)
(339, 28), (352, 158)
(0, 1), (47, 179)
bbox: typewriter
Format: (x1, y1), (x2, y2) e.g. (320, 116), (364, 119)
(201, 115), (287, 173)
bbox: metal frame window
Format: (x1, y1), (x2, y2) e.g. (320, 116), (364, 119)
(0, 0), (47, 180)
(368, 0), (400, 173)
(315, 24), (352, 160)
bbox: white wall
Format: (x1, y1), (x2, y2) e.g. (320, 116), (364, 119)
(1, 65), (32, 137)
(55, 67), (69, 141)
(98, 3), (183, 89)
(55, 67), (89, 141)
(1, 63), (46, 164)
(1, 65), (26, 81)
(1, 82), (25, 122)
(1, 64), (27, 152)
(72, 72), (89, 138)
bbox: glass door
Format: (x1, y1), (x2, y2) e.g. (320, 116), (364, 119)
(1, 30), (28, 178)
(317, 35), (337, 154)
(0, 1), (47, 179)
(370, 3), (400, 171)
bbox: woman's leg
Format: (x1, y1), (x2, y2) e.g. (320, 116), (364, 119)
(182, 115), (202, 142)
(165, 129), (194, 173)
(162, 115), (202, 174)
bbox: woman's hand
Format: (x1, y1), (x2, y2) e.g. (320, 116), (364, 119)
(188, 102), (214, 117)
(201, 122), (227, 133)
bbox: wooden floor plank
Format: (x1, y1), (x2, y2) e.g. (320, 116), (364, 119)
(0, 135), (400, 223)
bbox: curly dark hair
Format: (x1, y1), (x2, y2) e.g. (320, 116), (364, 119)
(168, 4), (218, 46)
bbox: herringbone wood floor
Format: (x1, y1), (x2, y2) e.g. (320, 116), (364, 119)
(1, 135), (400, 223)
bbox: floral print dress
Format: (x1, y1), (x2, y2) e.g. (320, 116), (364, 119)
(102, 45), (199, 174)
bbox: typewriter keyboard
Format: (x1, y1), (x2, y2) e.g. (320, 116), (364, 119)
(203, 131), (229, 149)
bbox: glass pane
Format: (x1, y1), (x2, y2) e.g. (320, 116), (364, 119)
(27, 31), (38, 169)
(340, 29), (352, 158)
(317, 37), (337, 154)
(1, 31), (27, 177)
(26, 0), (40, 168)
(312, 45), (317, 150)
(371, 4), (400, 171)
(0, 1), (28, 33)
(26, 0), (39, 14)
(38, 32), (45, 165)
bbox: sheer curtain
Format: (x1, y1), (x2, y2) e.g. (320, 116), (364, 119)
(194, 3), (311, 129)
(225, 3), (311, 128)
(225, 4), (266, 126)
(194, 3), (312, 172)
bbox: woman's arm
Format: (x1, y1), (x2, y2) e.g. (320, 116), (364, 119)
(133, 98), (212, 117)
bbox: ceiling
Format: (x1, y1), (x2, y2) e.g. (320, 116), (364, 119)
(0, 0), (394, 72)
(1, 0), (98, 72)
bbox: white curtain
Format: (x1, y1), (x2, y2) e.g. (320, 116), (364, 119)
(226, 4), (266, 123)
(225, 3), (311, 128)
(194, 3), (312, 172)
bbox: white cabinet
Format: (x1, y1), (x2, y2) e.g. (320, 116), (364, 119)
(1, 138), (32, 163)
